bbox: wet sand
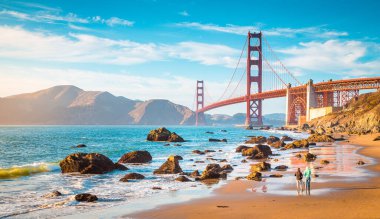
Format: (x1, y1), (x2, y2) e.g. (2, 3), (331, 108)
(130, 134), (380, 219)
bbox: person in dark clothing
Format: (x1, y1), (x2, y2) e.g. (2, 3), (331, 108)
(295, 168), (304, 194)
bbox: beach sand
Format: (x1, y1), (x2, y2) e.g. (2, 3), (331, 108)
(130, 134), (380, 219)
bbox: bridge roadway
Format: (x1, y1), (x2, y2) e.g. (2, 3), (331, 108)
(197, 76), (380, 113)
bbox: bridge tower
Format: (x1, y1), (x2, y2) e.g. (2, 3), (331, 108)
(245, 31), (263, 127)
(195, 80), (205, 126)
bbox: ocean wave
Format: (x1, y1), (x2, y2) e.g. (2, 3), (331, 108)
(0, 163), (58, 179)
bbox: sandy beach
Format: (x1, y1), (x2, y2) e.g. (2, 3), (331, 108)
(131, 134), (380, 219)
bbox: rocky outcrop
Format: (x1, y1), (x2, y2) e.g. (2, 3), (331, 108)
(304, 153), (317, 162)
(209, 138), (227, 142)
(250, 162), (271, 172)
(75, 193), (98, 202)
(284, 139), (309, 149)
(247, 172), (262, 181)
(307, 91), (380, 134)
(120, 173), (145, 182)
(175, 176), (191, 182)
(307, 134), (335, 143)
(153, 155), (183, 174)
(245, 136), (267, 144)
(199, 164), (227, 180)
(117, 151), (152, 163)
(147, 127), (185, 142)
(241, 145), (272, 159)
(59, 153), (117, 174)
(235, 145), (251, 152)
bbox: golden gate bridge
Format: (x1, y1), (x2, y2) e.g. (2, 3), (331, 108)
(195, 32), (380, 127)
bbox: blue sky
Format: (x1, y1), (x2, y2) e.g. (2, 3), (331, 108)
(0, 0), (379, 115)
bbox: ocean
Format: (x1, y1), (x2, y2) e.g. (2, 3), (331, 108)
(0, 126), (372, 218)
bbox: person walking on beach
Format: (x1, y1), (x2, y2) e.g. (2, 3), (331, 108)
(304, 166), (312, 195)
(295, 168), (304, 194)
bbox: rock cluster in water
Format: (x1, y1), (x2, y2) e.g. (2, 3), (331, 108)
(146, 127), (185, 142)
(117, 150), (152, 163)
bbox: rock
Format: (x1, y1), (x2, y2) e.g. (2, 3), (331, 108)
(205, 131), (214, 134)
(219, 159), (228, 162)
(268, 140), (285, 148)
(357, 160), (365, 165)
(245, 136), (267, 144)
(304, 153), (317, 162)
(235, 176), (245, 180)
(120, 173), (145, 181)
(316, 126), (326, 135)
(42, 191), (62, 198)
(235, 145), (251, 152)
(76, 144), (86, 148)
(284, 139), (309, 149)
(118, 151), (152, 164)
(152, 187), (162, 190)
(200, 164), (223, 180)
(146, 127), (185, 142)
(221, 164), (233, 172)
(281, 136), (294, 141)
(75, 193), (98, 202)
(204, 150), (216, 153)
(175, 176), (191, 182)
(320, 160), (330, 165)
(307, 134), (335, 143)
(192, 150), (205, 155)
(209, 138), (227, 142)
(114, 163), (129, 171)
(241, 145), (272, 158)
(247, 172), (262, 181)
(266, 136), (280, 144)
(241, 159), (247, 163)
(373, 136), (380, 141)
(195, 161), (205, 163)
(307, 129), (315, 134)
(250, 162), (271, 172)
(295, 153), (302, 158)
(174, 144), (182, 146)
(153, 155), (183, 174)
(274, 165), (288, 171)
(273, 158), (279, 162)
(269, 174), (283, 178)
(190, 170), (200, 177)
(164, 143), (170, 146)
(59, 153), (117, 174)
(301, 123), (310, 131)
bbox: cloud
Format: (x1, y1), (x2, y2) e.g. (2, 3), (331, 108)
(174, 22), (348, 38)
(0, 25), (240, 68)
(0, 9), (134, 27)
(278, 39), (380, 76)
(163, 42), (240, 68)
(179, 11), (189, 16)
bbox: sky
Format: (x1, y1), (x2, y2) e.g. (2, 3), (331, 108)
(0, 0), (379, 115)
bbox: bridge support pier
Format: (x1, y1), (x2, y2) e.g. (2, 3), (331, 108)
(306, 79), (317, 121)
(195, 80), (206, 126)
(245, 31), (263, 127)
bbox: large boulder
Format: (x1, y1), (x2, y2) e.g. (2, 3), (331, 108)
(59, 153), (117, 174)
(245, 136), (267, 144)
(117, 150), (152, 164)
(120, 173), (145, 182)
(284, 139), (309, 149)
(75, 193), (98, 202)
(268, 140), (285, 148)
(242, 145), (272, 159)
(247, 172), (262, 181)
(153, 155), (183, 174)
(235, 145), (251, 152)
(147, 127), (185, 142)
(199, 164), (225, 180)
(250, 162), (271, 172)
(307, 134), (335, 143)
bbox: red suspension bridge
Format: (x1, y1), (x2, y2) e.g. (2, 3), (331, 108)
(195, 32), (380, 127)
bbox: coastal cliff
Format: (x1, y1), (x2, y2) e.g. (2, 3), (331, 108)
(307, 90), (380, 134)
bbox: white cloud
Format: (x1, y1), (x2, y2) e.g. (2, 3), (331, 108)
(163, 42), (240, 68)
(179, 11), (189, 16)
(0, 25), (239, 68)
(0, 9), (134, 27)
(175, 22), (348, 38)
(278, 40), (380, 76)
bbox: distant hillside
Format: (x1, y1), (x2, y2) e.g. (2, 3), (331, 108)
(0, 85), (194, 125)
(307, 90), (380, 134)
(205, 113), (285, 127)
